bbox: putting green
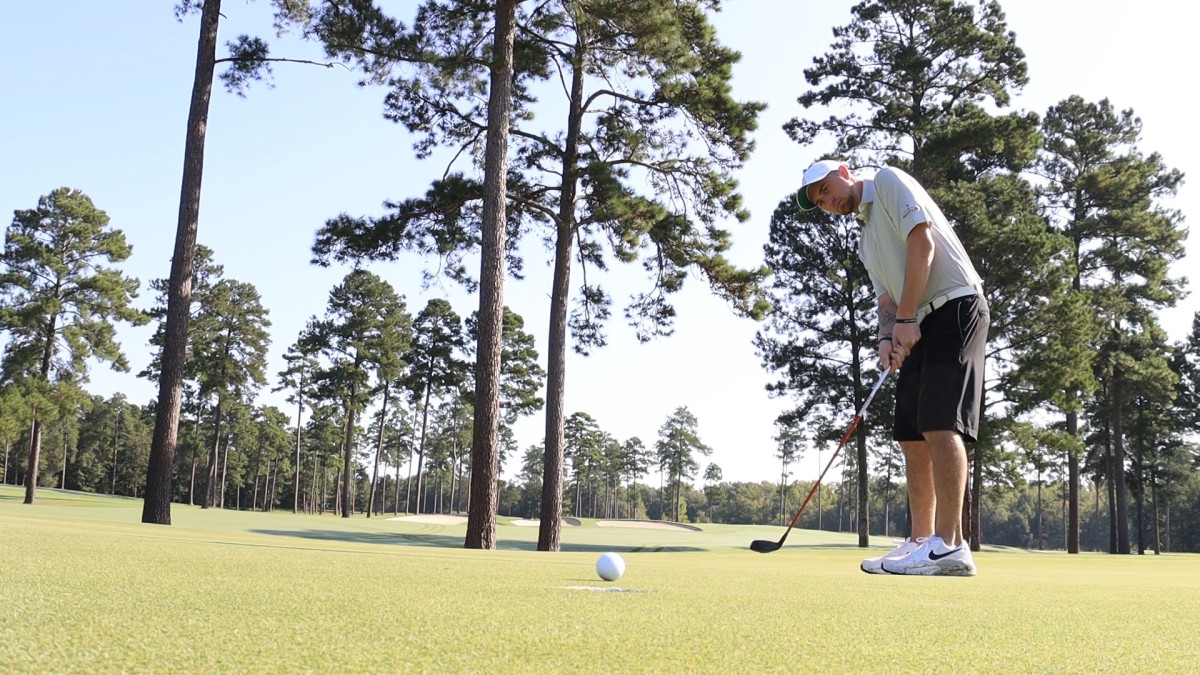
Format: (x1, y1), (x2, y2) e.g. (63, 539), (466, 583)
(3, 485), (1198, 672)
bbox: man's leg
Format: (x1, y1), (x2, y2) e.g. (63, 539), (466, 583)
(900, 440), (935, 540)
(883, 431), (974, 575)
(924, 429), (967, 546)
(860, 439), (934, 574)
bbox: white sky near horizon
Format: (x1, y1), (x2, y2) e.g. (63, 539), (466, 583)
(0, 1), (1196, 486)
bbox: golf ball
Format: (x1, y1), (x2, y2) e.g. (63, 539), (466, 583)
(596, 552), (625, 581)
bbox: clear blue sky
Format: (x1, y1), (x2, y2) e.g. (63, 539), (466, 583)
(1, 1), (1195, 484)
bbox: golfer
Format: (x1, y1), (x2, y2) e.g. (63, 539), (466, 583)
(796, 160), (988, 576)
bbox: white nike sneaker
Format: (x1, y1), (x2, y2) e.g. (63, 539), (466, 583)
(860, 537), (926, 574)
(880, 535), (976, 576)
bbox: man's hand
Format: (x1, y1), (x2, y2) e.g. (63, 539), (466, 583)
(890, 321), (921, 369)
(879, 338), (899, 372)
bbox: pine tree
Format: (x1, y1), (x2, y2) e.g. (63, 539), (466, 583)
(401, 299), (468, 515)
(1036, 96), (1186, 553)
(0, 188), (146, 504)
(301, 270), (412, 518)
(655, 406), (711, 522)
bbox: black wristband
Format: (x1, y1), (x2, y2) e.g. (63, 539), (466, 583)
(878, 336), (892, 342)
(895, 317), (918, 324)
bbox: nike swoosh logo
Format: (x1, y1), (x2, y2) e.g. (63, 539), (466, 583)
(929, 547), (961, 561)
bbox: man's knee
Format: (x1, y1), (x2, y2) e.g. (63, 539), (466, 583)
(922, 429), (964, 450)
(899, 440), (929, 462)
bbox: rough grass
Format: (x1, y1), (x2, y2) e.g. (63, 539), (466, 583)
(3, 485), (1199, 673)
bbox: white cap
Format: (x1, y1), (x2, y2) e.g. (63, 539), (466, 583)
(796, 159), (843, 211)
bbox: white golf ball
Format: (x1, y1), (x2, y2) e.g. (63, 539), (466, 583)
(596, 552), (625, 581)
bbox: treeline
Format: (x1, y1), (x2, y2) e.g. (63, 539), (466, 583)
(0, 220), (547, 517)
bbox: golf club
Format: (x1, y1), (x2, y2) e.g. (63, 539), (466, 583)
(750, 368), (891, 553)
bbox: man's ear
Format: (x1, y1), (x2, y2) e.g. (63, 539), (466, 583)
(837, 164), (850, 178)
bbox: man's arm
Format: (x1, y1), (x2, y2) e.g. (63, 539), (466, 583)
(877, 293), (899, 371)
(896, 222), (935, 320)
(877, 293), (898, 340)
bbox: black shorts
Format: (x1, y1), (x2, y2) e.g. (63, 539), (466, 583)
(893, 293), (989, 443)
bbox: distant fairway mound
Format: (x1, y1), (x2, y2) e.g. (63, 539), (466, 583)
(597, 519), (701, 532)
(388, 514), (468, 525)
(509, 517), (581, 527)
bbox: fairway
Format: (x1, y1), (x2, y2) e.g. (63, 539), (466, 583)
(3, 486), (1199, 673)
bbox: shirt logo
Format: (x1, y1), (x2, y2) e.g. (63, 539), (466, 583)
(902, 204), (921, 219)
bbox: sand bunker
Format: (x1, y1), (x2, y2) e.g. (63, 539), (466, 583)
(388, 514), (468, 525)
(510, 517), (581, 527)
(596, 519), (701, 532)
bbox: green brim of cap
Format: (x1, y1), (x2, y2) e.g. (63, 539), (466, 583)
(794, 186), (817, 211)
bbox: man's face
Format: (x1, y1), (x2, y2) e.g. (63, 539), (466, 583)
(806, 168), (856, 216)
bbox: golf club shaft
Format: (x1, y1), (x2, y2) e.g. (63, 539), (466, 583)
(780, 369), (890, 534)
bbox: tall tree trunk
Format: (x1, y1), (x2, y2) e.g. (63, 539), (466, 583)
(1106, 442), (1117, 553)
(110, 408), (122, 494)
(414, 383), (433, 515)
(318, 457), (327, 515)
(24, 313), (58, 504)
(23, 419), (43, 504)
(142, 0), (220, 524)
(368, 385), (390, 518)
(538, 41), (586, 552)
(1135, 456), (1145, 555)
(405, 455), (414, 515)
(60, 424), (69, 489)
(658, 470), (664, 519)
(1111, 373), (1130, 554)
(394, 457), (401, 514)
(260, 461), (268, 511)
(341, 385), (358, 518)
(448, 449), (457, 514)
(466, 0), (518, 550)
(1036, 470), (1044, 550)
(293, 373), (304, 514)
(1164, 498), (1170, 553)
(1066, 410), (1080, 553)
(817, 448), (822, 531)
(204, 396), (224, 509)
(1151, 466), (1161, 554)
(576, 467), (582, 517)
(538, 208), (572, 548)
(219, 430), (230, 508)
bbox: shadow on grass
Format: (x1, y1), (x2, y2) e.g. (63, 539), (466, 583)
(250, 529), (705, 553)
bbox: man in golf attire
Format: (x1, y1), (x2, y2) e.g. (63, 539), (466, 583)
(796, 159), (989, 576)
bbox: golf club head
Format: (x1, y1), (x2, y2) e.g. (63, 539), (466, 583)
(749, 539), (782, 553)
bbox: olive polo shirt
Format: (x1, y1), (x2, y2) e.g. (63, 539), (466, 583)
(856, 167), (982, 321)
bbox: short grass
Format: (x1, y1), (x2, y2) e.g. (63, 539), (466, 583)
(3, 484), (1199, 673)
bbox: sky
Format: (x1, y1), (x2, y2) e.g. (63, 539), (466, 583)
(0, 1), (1196, 485)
